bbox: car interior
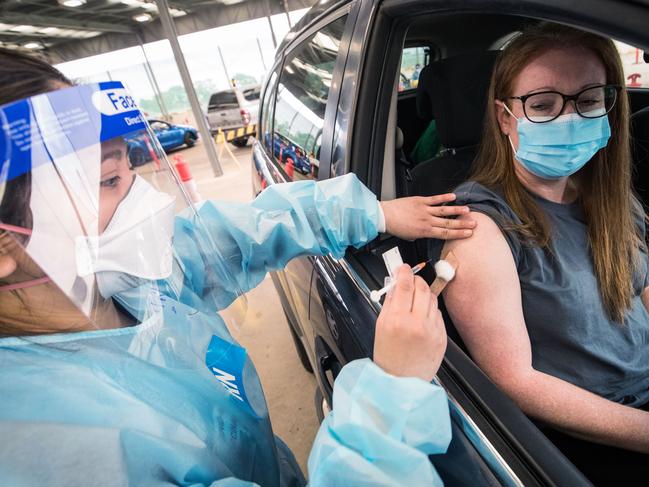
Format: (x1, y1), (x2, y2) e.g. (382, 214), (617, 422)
(341, 8), (649, 484)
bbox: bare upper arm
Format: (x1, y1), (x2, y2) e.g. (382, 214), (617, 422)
(441, 212), (533, 388)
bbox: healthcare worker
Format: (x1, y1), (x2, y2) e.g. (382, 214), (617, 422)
(0, 50), (464, 486)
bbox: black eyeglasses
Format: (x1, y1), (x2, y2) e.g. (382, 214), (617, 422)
(507, 84), (621, 123)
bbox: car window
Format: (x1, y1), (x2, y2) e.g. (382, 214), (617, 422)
(209, 91), (238, 109)
(149, 121), (168, 131)
(271, 15), (348, 181)
(261, 72), (278, 155)
(243, 87), (261, 102)
(399, 46), (429, 92)
(616, 42), (649, 88)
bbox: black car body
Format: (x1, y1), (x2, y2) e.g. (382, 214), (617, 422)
(251, 1), (649, 484)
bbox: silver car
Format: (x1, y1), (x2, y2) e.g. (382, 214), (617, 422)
(206, 85), (260, 147)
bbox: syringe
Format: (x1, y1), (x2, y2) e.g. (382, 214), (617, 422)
(370, 260), (430, 303)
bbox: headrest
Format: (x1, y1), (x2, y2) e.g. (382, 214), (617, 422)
(417, 51), (499, 149)
(395, 126), (404, 150)
(632, 106), (649, 143)
(416, 65), (435, 120)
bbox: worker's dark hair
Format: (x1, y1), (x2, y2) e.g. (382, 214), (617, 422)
(0, 47), (71, 106)
(0, 48), (72, 240)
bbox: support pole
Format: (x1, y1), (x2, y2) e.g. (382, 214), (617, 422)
(283, 0), (292, 28)
(265, 0), (278, 49)
(155, 0), (223, 176)
(217, 46), (232, 87)
(256, 38), (268, 72)
(137, 33), (170, 120)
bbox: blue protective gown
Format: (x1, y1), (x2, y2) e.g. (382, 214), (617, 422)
(0, 173), (451, 486)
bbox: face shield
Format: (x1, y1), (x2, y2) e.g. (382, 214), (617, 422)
(0, 82), (247, 335)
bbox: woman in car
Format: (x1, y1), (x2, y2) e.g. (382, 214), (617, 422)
(440, 23), (649, 483)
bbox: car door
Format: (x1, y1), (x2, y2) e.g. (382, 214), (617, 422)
(252, 5), (360, 378)
(308, 0), (649, 485)
(149, 120), (173, 150)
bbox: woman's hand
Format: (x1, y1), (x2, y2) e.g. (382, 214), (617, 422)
(373, 264), (447, 382)
(380, 193), (476, 240)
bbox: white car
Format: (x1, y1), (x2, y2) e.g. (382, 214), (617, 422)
(206, 85), (260, 147)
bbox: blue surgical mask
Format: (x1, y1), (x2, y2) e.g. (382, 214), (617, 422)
(504, 104), (611, 179)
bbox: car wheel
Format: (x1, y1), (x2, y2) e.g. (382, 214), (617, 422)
(314, 387), (330, 423)
(128, 148), (147, 167)
(284, 311), (313, 374)
(231, 136), (249, 148)
(184, 132), (197, 147)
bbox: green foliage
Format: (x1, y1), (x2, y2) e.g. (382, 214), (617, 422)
(138, 79), (221, 115)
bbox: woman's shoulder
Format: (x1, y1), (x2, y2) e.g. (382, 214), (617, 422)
(454, 181), (521, 223)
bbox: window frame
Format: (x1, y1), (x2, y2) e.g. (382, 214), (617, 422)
(268, 3), (358, 181)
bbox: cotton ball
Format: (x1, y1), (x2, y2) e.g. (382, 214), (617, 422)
(434, 259), (455, 282)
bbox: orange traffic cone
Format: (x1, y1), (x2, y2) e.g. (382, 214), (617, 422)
(285, 158), (295, 180)
(173, 154), (202, 203)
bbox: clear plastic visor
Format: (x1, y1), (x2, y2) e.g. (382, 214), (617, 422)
(0, 82), (247, 338)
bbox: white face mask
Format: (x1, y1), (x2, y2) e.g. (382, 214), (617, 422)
(76, 175), (176, 298)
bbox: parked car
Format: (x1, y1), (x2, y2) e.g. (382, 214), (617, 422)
(206, 85), (260, 147)
(127, 119), (198, 167)
(252, 0), (649, 485)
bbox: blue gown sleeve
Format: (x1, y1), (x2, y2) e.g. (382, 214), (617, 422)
(307, 359), (452, 486)
(172, 173), (381, 310)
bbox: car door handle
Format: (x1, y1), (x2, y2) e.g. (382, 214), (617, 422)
(314, 336), (340, 406)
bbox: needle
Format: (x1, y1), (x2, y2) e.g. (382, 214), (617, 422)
(370, 260), (431, 303)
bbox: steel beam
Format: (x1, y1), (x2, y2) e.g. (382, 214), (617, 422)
(0, 13), (134, 34)
(155, 0), (223, 177)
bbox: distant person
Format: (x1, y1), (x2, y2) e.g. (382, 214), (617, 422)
(413, 63), (422, 81)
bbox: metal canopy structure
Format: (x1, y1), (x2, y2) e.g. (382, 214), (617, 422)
(0, 0), (314, 177)
(0, 0), (312, 63)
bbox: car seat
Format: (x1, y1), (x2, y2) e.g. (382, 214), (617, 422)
(409, 51), (499, 198)
(409, 51), (499, 355)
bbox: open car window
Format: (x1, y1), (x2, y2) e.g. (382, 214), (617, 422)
(399, 46), (430, 92)
(616, 42), (649, 88)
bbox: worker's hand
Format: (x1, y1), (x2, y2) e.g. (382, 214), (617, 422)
(380, 194), (476, 240)
(373, 264), (447, 382)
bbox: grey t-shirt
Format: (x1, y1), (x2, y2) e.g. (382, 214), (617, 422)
(454, 181), (649, 407)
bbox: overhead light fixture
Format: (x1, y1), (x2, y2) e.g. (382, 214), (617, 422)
(9, 25), (39, 33)
(39, 27), (62, 35)
(133, 12), (153, 22)
(58, 0), (87, 7)
(24, 42), (44, 49)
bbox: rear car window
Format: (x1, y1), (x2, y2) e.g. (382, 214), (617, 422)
(616, 42), (649, 88)
(399, 46), (430, 91)
(209, 91), (238, 109)
(271, 15), (348, 181)
(243, 87), (261, 101)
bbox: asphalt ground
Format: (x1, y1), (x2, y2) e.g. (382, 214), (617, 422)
(164, 138), (320, 475)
